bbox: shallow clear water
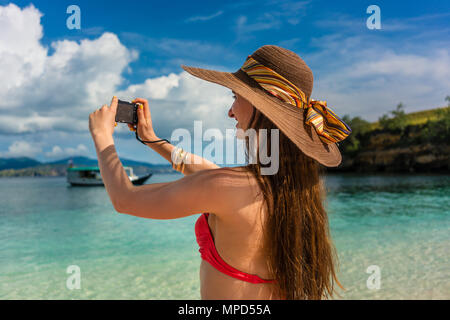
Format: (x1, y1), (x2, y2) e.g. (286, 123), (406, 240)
(0, 173), (448, 299)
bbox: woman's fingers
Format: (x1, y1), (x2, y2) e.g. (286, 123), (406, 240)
(131, 98), (158, 139)
(133, 97), (148, 108)
(135, 102), (147, 127)
(132, 98), (151, 123)
(109, 96), (118, 112)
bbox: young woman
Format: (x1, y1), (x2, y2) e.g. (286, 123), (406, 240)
(88, 45), (352, 300)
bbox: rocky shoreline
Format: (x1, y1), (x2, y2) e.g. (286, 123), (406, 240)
(327, 143), (450, 174)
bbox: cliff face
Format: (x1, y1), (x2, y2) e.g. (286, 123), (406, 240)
(326, 106), (450, 173)
(329, 143), (450, 173)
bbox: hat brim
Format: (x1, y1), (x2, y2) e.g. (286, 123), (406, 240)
(181, 64), (342, 167)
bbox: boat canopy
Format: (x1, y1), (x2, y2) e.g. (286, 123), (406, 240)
(67, 166), (132, 172)
(67, 166), (100, 171)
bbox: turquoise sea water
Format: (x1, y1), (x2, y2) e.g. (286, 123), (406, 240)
(0, 173), (449, 299)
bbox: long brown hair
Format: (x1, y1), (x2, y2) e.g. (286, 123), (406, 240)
(238, 107), (342, 299)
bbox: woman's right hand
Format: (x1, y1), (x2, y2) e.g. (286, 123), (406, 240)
(128, 97), (159, 141)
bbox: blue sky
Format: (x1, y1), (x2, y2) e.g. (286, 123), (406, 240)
(0, 0), (449, 163)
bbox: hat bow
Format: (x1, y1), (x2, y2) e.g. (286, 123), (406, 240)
(241, 55), (352, 144)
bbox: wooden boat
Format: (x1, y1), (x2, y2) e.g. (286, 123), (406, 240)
(67, 166), (152, 186)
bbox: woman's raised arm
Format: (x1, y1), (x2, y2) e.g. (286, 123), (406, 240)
(115, 167), (237, 220)
(130, 97), (220, 175)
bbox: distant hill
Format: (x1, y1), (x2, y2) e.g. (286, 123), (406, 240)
(0, 156), (174, 177)
(47, 156), (98, 166)
(0, 157), (41, 170)
(370, 106), (449, 130)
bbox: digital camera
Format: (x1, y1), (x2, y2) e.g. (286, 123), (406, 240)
(115, 99), (138, 125)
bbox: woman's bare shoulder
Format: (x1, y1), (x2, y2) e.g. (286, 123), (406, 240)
(195, 166), (262, 216)
(195, 166), (257, 189)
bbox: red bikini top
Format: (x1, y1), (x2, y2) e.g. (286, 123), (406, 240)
(195, 212), (276, 284)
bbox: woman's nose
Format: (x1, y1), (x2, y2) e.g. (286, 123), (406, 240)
(228, 107), (234, 118)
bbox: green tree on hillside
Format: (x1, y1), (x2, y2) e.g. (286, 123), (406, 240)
(418, 97), (450, 144)
(435, 96), (450, 133)
(340, 115), (371, 155)
(378, 102), (408, 133)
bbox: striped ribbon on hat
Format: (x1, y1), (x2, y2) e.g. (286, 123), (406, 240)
(241, 55), (352, 144)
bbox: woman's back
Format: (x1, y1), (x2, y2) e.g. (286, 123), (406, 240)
(198, 167), (279, 299)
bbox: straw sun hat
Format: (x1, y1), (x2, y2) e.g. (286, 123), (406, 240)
(181, 45), (351, 167)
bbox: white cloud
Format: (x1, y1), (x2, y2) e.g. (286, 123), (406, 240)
(349, 50), (450, 80)
(0, 3), (239, 163)
(314, 11), (450, 32)
(235, 15), (280, 42)
(0, 4), (47, 95)
(233, 0), (310, 42)
(0, 3), (138, 132)
(114, 70), (235, 139)
(185, 10), (223, 23)
(277, 38), (301, 49)
(0, 3), (235, 140)
(119, 32), (236, 62)
(0, 112), (87, 134)
(304, 34), (450, 121)
(45, 144), (88, 158)
(121, 73), (180, 100)
(0, 140), (43, 158)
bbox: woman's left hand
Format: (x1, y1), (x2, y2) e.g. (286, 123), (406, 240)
(89, 96), (118, 138)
